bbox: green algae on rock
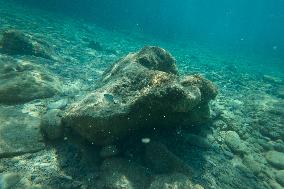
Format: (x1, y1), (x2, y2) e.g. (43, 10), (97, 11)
(64, 46), (217, 145)
(0, 56), (62, 104)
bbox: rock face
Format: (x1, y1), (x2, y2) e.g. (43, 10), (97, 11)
(0, 106), (44, 158)
(64, 46), (217, 145)
(0, 30), (55, 59)
(0, 56), (62, 104)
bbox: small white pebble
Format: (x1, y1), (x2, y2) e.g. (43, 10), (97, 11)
(141, 138), (151, 144)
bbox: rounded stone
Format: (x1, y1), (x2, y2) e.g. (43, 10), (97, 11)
(265, 151), (284, 169)
(242, 155), (262, 175)
(223, 131), (247, 154)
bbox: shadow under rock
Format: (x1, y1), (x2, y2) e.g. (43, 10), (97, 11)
(119, 120), (268, 189)
(166, 123), (268, 189)
(45, 131), (101, 189)
(46, 120), (267, 189)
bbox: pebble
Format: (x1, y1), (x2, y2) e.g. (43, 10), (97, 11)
(47, 99), (68, 110)
(265, 151), (284, 169)
(222, 131), (247, 154)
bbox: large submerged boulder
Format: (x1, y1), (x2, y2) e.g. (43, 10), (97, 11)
(64, 46), (217, 145)
(0, 30), (55, 60)
(0, 56), (62, 104)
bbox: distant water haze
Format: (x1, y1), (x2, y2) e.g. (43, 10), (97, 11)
(10, 0), (284, 59)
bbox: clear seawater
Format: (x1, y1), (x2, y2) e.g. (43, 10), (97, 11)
(0, 0), (283, 189)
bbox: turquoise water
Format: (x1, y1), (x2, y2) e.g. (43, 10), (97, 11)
(0, 1), (283, 189)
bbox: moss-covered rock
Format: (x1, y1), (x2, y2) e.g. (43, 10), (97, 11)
(0, 56), (62, 104)
(64, 46), (217, 145)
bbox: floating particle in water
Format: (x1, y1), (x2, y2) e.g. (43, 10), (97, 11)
(141, 138), (151, 144)
(273, 46), (278, 50)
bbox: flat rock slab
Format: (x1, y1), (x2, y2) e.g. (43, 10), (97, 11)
(0, 106), (44, 158)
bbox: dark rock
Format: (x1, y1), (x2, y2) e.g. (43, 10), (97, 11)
(184, 133), (210, 149)
(0, 30), (55, 59)
(134, 46), (178, 74)
(0, 56), (62, 104)
(87, 40), (117, 54)
(95, 158), (152, 189)
(64, 46), (217, 145)
(149, 173), (203, 189)
(145, 142), (192, 175)
(41, 109), (63, 140)
(87, 41), (104, 51)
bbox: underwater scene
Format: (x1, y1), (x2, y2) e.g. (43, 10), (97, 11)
(0, 0), (283, 188)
